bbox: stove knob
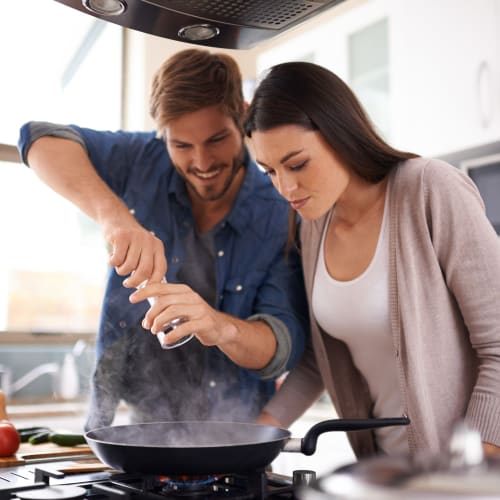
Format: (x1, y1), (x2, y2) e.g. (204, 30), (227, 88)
(293, 469), (316, 487)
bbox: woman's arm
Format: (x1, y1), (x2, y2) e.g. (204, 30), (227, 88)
(427, 161), (500, 447)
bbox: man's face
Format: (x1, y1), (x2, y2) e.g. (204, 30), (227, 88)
(163, 105), (245, 204)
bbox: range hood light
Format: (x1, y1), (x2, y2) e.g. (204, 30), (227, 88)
(178, 24), (220, 42)
(82, 0), (126, 16)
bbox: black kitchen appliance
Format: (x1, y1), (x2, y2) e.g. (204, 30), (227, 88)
(440, 140), (500, 236)
(0, 462), (303, 499)
(52, 0), (347, 49)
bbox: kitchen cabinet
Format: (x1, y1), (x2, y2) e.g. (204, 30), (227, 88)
(390, 0), (500, 156)
(256, 0), (500, 157)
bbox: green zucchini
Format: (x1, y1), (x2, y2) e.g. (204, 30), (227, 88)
(49, 432), (86, 446)
(17, 426), (49, 432)
(28, 430), (51, 445)
(18, 427), (52, 443)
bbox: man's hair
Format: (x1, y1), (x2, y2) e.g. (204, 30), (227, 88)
(150, 48), (245, 133)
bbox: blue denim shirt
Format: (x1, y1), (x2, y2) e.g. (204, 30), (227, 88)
(18, 124), (308, 428)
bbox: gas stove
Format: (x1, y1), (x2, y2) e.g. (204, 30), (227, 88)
(0, 459), (315, 499)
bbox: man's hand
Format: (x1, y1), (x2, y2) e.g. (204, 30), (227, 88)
(104, 222), (167, 288)
(129, 281), (277, 369)
(129, 282), (236, 346)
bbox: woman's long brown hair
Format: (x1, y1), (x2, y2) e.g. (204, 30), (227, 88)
(244, 61), (418, 249)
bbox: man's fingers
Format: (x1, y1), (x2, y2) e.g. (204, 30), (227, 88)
(108, 239), (128, 269)
(117, 235), (166, 287)
(149, 249), (168, 284)
(122, 256), (153, 288)
(115, 243), (142, 278)
(148, 304), (191, 334)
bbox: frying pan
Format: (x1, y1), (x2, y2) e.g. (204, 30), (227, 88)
(85, 417), (409, 474)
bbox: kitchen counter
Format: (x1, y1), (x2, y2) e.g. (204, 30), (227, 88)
(0, 441), (94, 468)
(7, 402), (129, 433)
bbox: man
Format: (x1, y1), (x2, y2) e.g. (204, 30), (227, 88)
(17, 49), (308, 430)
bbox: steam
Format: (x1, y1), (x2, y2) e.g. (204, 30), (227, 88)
(87, 321), (269, 432)
(86, 270), (271, 434)
(88, 421), (284, 448)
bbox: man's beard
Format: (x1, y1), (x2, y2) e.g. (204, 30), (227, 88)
(175, 148), (245, 202)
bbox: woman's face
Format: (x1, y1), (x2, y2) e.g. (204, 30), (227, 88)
(251, 125), (350, 220)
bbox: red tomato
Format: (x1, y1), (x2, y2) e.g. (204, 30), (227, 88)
(0, 422), (20, 457)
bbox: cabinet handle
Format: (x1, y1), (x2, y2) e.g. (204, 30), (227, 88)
(477, 60), (494, 129)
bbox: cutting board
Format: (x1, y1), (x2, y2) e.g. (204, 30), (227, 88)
(0, 442), (94, 467)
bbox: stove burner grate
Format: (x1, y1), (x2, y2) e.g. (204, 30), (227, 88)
(159, 474), (223, 496)
(0, 463), (302, 499)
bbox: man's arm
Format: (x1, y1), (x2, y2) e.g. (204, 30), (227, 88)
(130, 282), (277, 370)
(130, 230), (308, 371)
(28, 136), (131, 230)
(26, 135), (166, 286)
(214, 313), (277, 370)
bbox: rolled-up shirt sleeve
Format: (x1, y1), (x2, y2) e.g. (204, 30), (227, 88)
(18, 121), (86, 165)
(247, 313), (291, 380)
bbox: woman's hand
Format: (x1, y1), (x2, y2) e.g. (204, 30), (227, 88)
(483, 441), (500, 458)
(255, 411), (284, 428)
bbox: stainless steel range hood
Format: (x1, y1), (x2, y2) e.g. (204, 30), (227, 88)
(53, 0), (347, 49)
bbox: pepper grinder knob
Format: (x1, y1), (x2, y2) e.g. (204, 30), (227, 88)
(293, 469), (316, 487)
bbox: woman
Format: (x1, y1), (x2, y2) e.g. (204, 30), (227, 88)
(244, 61), (500, 459)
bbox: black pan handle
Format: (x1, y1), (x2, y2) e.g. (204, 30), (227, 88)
(300, 417), (410, 456)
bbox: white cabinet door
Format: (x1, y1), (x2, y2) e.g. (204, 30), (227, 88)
(390, 0), (500, 155)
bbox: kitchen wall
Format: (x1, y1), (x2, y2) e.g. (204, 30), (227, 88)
(121, 0), (500, 159)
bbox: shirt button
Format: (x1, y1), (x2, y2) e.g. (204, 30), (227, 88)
(235, 284), (243, 292)
(209, 380), (216, 388)
(395, 349), (400, 358)
(129, 208), (135, 215)
(119, 320), (127, 328)
(217, 250), (224, 257)
(172, 256), (179, 264)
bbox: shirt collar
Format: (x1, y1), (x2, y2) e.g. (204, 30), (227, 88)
(224, 149), (259, 234)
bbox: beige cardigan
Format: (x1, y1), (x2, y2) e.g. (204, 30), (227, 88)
(264, 157), (500, 458)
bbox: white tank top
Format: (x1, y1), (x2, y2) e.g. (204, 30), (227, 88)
(312, 192), (408, 455)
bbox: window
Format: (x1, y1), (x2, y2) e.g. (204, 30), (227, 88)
(0, 161), (108, 333)
(1, 1), (123, 335)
